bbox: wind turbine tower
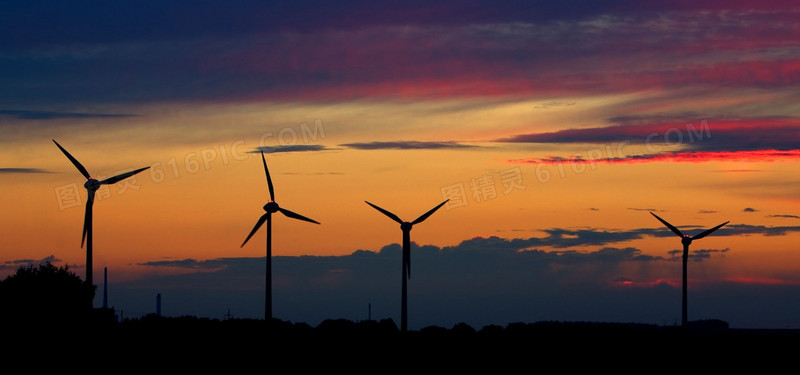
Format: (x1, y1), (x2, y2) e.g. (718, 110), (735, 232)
(241, 151), (320, 321)
(650, 212), (728, 327)
(53, 139), (150, 306)
(103, 267), (108, 309)
(366, 199), (448, 332)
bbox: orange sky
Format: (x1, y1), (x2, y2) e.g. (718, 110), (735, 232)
(1, 102), (798, 284)
(2, 1), (800, 327)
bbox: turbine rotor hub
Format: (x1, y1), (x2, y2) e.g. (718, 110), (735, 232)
(84, 178), (100, 190)
(681, 235), (692, 245)
(400, 222), (413, 231)
(264, 201), (279, 213)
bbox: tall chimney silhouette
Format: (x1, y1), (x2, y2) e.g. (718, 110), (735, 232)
(102, 267), (108, 309)
(156, 293), (161, 316)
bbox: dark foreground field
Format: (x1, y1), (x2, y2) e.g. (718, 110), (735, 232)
(4, 311), (797, 369)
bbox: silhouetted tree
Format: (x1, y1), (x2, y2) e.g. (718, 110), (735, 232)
(0, 262), (95, 329)
(477, 324), (505, 337)
(451, 322), (477, 336)
(377, 318), (399, 333)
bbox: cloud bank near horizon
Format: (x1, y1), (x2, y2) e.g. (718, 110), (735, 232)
(103, 225), (800, 329)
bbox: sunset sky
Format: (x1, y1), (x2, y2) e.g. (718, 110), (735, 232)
(2, 1), (800, 329)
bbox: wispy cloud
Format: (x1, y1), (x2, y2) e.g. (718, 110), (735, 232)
(767, 214), (800, 219)
(0, 109), (137, 120)
(533, 101), (576, 109)
(0, 168), (51, 174)
(743, 207), (759, 213)
(139, 258), (230, 270)
(281, 172), (344, 176)
(252, 145), (337, 154)
(341, 141), (480, 150)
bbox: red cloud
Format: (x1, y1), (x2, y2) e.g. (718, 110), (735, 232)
(499, 117), (800, 164)
(507, 150), (800, 165)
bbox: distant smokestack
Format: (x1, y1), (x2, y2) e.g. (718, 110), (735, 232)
(102, 267), (108, 309)
(156, 293), (162, 316)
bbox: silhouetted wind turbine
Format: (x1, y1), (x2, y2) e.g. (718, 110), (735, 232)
(650, 212), (728, 327)
(53, 139), (149, 305)
(241, 151), (319, 321)
(365, 199), (448, 332)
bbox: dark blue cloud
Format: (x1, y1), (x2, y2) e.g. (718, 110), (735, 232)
(0, 1), (639, 48)
(1, 255), (61, 271)
(767, 214), (800, 219)
(668, 248), (729, 261)
(3, 2), (797, 106)
(0, 168), (50, 174)
(252, 145), (336, 154)
(139, 258), (229, 270)
(0, 109), (136, 120)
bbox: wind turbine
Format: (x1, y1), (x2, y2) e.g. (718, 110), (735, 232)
(365, 199), (448, 332)
(241, 151), (320, 321)
(52, 139), (150, 304)
(650, 212), (729, 327)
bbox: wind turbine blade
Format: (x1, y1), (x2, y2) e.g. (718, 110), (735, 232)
(365, 201), (404, 224)
(52, 139), (91, 180)
(81, 199), (92, 248)
(241, 214), (268, 247)
(278, 208), (320, 224)
(261, 151), (275, 201)
(411, 200), (449, 225)
(100, 166), (150, 185)
(650, 212), (684, 238)
(692, 221), (729, 241)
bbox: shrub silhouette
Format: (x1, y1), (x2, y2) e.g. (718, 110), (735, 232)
(0, 262), (95, 329)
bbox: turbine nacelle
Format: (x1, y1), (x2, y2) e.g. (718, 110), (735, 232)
(263, 201), (279, 213)
(84, 178), (101, 191)
(681, 235), (692, 246)
(400, 222), (413, 231)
